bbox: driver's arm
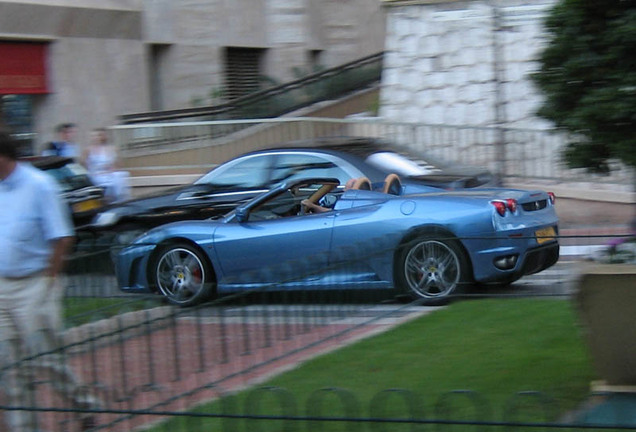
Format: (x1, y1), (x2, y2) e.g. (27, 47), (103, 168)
(301, 199), (331, 213)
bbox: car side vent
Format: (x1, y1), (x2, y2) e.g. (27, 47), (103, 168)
(521, 199), (547, 212)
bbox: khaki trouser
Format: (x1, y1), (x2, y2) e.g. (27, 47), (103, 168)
(0, 274), (89, 432)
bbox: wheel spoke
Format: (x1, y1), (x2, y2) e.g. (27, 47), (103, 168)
(166, 251), (181, 268)
(158, 273), (173, 290)
(171, 278), (180, 293)
(439, 252), (456, 271)
(183, 254), (197, 270)
(406, 260), (421, 274)
(418, 275), (433, 292)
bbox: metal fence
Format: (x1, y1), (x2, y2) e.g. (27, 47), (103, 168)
(112, 117), (635, 192)
(1, 224), (635, 431)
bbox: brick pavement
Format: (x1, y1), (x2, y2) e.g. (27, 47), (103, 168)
(13, 305), (433, 431)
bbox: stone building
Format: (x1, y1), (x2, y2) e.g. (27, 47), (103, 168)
(379, 0), (556, 129)
(0, 0), (386, 153)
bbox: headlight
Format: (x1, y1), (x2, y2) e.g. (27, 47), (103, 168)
(116, 229), (146, 246)
(92, 210), (121, 227)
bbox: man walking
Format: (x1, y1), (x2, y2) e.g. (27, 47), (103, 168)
(0, 130), (97, 431)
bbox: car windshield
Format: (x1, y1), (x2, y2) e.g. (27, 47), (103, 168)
(44, 162), (93, 191)
(195, 154), (271, 189)
(365, 152), (442, 177)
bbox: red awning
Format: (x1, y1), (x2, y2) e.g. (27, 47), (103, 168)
(0, 42), (49, 94)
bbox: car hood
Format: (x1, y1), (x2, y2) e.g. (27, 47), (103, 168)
(83, 185), (194, 230)
(114, 185), (190, 210)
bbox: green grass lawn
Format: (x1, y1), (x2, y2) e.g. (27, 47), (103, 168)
(63, 297), (163, 326)
(153, 298), (597, 431)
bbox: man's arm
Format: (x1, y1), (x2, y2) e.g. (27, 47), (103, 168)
(301, 199), (331, 213)
(47, 236), (75, 278)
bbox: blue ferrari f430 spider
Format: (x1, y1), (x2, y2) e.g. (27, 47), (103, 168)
(116, 176), (559, 306)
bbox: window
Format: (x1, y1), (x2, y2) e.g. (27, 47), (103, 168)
(196, 155), (272, 189)
(308, 50), (323, 73)
(148, 44), (170, 111)
(1, 94), (35, 156)
(224, 47), (265, 100)
(271, 154), (353, 185)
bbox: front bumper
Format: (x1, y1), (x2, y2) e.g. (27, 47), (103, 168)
(116, 243), (155, 293)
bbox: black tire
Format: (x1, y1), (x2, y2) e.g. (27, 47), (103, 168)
(150, 242), (215, 307)
(395, 236), (471, 305)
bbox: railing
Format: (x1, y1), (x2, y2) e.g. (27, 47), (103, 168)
(112, 117), (635, 194)
(119, 52), (384, 124)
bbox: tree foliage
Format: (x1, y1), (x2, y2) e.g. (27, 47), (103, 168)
(532, 0), (636, 173)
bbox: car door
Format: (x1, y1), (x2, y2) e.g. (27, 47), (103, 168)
(213, 199), (336, 286)
(328, 192), (395, 283)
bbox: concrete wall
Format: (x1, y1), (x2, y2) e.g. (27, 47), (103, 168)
(380, 0), (556, 129)
(0, 0), (147, 150)
(0, 0), (386, 151)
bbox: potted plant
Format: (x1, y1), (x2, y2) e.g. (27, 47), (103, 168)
(575, 226), (636, 388)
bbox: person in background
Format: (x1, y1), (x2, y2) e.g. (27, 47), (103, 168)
(82, 127), (130, 203)
(0, 130), (99, 431)
(42, 123), (80, 158)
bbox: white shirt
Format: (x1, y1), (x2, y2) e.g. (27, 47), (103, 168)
(0, 163), (74, 278)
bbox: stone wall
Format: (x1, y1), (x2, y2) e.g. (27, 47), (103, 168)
(380, 0), (556, 129)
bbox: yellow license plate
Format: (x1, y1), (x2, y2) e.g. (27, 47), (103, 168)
(535, 226), (556, 244)
(73, 199), (102, 213)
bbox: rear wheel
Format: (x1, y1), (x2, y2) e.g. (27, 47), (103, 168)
(396, 236), (470, 305)
(151, 243), (215, 306)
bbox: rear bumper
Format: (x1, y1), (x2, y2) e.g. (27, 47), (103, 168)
(468, 222), (560, 283)
(520, 242), (560, 275)
(472, 240), (560, 284)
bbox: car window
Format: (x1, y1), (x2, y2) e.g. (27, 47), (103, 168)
(270, 154), (352, 185)
(195, 154), (271, 189)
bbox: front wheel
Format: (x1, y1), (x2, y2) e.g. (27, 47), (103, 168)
(151, 243), (215, 307)
(396, 237), (470, 305)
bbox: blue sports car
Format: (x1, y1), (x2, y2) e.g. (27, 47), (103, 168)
(116, 176), (559, 306)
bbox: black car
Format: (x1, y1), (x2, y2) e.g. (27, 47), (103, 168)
(86, 137), (495, 237)
(25, 156), (105, 226)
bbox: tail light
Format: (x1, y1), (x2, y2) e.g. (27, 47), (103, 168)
(548, 192), (556, 205)
(491, 199), (518, 217)
(492, 201), (506, 216)
(506, 198), (518, 213)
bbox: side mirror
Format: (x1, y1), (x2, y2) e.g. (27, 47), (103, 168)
(235, 207), (248, 223)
